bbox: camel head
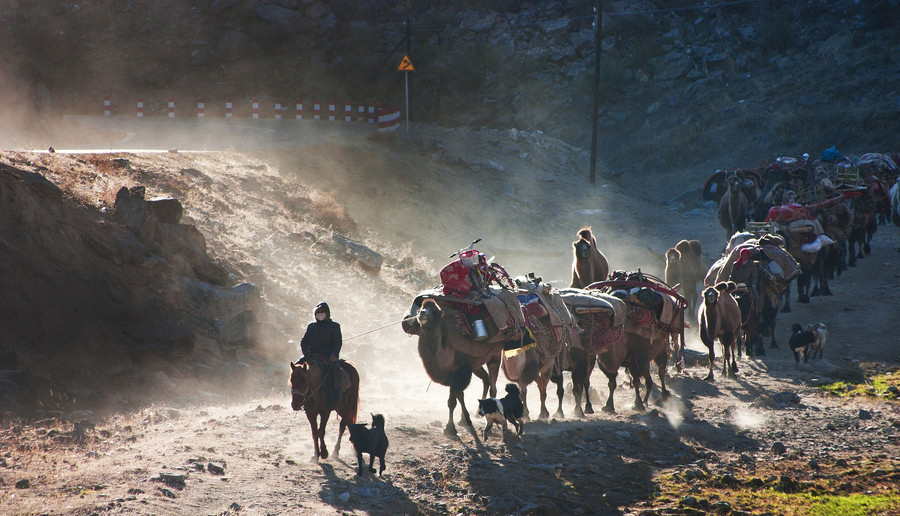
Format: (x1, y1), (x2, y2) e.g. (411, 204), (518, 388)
(726, 174), (742, 191)
(703, 286), (719, 307)
(416, 299), (442, 329)
(665, 248), (681, 265)
(573, 238), (592, 260)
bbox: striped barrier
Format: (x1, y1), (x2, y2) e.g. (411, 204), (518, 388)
(296, 98), (303, 120)
(344, 100), (352, 122)
(137, 98), (144, 118)
(377, 104), (401, 133)
(197, 97), (205, 118)
(104, 95), (111, 116)
(328, 99), (336, 121)
(368, 101), (375, 124)
(226, 97), (233, 119)
(357, 101), (365, 122)
(275, 98), (282, 119)
(252, 97), (259, 119)
(314, 99), (321, 120)
(168, 97), (175, 118)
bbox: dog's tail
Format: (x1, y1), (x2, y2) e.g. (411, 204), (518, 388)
(371, 414), (385, 429)
(505, 383), (520, 396)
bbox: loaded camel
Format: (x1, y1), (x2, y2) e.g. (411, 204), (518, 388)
(411, 299), (504, 438)
(698, 282), (742, 381)
(665, 239), (704, 316)
(571, 227), (609, 288)
(503, 279), (571, 420)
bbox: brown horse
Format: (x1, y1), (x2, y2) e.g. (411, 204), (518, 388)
(571, 227), (609, 288)
(290, 360), (360, 461)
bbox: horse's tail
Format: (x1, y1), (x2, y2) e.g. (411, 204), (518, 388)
(339, 361), (360, 424)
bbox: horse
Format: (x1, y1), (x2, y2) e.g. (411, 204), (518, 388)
(290, 360), (360, 461)
(571, 227), (609, 288)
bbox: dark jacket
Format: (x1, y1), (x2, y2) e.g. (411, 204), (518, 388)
(300, 302), (342, 361)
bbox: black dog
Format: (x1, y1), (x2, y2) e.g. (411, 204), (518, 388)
(476, 383), (524, 440)
(347, 414), (388, 476)
(789, 323), (816, 367)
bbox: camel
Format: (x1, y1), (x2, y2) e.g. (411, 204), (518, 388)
(669, 239), (703, 314)
(549, 345), (596, 419)
(848, 192), (878, 266)
(571, 227), (609, 288)
(502, 293), (571, 421)
(718, 174), (749, 238)
(664, 248), (683, 296)
(698, 282), (742, 381)
(413, 298), (504, 437)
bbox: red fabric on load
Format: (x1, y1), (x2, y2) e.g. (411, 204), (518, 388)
(581, 313), (623, 354)
(440, 260), (475, 297)
(522, 300), (548, 319)
(765, 203), (810, 223)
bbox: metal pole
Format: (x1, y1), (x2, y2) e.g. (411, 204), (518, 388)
(406, 17), (411, 137)
(589, 0), (604, 184)
(405, 72), (410, 138)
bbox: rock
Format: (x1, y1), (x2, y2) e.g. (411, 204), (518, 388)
(208, 462), (226, 475)
(772, 442), (787, 455)
(159, 487), (176, 498)
(24, 172), (62, 201)
(772, 391), (801, 405)
(146, 197), (183, 225)
(680, 495), (698, 507)
(15, 478), (30, 489)
(808, 459), (820, 470)
(159, 472), (185, 484)
(777, 475), (798, 493)
(329, 234), (383, 273)
(858, 409), (873, 420)
(338, 492), (350, 503)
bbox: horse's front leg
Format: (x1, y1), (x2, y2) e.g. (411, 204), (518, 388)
(334, 415), (347, 459)
(306, 412), (321, 462)
(318, 412), (331, 459)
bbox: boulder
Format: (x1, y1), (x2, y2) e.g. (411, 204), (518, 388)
(146, 197), (183, 225)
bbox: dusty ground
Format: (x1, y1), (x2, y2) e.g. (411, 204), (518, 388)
(1, 122), (899, 515)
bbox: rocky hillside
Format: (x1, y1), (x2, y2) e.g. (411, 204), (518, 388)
(3, 1), (898, 175)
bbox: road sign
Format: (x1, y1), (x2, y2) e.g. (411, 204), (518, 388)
(397, 55), (415, 72)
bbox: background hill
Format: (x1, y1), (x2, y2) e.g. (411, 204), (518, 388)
(3, 0), (899, 177)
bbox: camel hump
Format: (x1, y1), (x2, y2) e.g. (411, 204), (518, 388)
(577, 227), (594, 243)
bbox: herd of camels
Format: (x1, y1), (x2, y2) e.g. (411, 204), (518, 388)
(402, 151), (899, 439)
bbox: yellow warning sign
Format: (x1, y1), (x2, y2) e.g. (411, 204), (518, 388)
(397, 55), (415, 72)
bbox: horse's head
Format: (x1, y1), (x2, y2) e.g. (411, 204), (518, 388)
(573, 238), (592, 260)
(289, 361), (311, 411)
(416, 299), (442, 329)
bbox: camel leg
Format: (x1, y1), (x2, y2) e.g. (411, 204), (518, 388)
(520, 384), (530, 421)
(655, 352), (670, 401)
(473, 366), (491, 400)
(551, 374), (565, 419)
(631, 369), (646, 412)
(601, 369), (617, 414)
(536, 372), (551, 420)
(705, 349), (715, 382)
(642, 370), (653, 408)
(487, 357), (500, 398)
(445, 390), (459, 438)
(572, 379), (586, 419)
(581, 356), (596, 414)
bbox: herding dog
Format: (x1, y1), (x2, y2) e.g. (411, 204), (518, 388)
(347, 414), (389, 476)
(476, 383), (524, 441)
(789, 323), (817, 367)
(807, 322), (828, 360)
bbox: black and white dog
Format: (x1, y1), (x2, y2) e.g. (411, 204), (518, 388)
(476, 383), (524, 440)
(348, 414), (389, 476)
(789, 323), (817, 367)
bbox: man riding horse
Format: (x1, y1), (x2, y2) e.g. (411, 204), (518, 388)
(295, 302), (343, 406)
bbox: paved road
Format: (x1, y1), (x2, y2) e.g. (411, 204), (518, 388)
(41, 116), (378, 153)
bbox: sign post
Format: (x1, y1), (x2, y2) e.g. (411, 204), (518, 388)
(397, 54), (415, 137)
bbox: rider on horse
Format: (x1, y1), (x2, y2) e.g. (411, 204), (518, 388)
(296, 302), (343, 406)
